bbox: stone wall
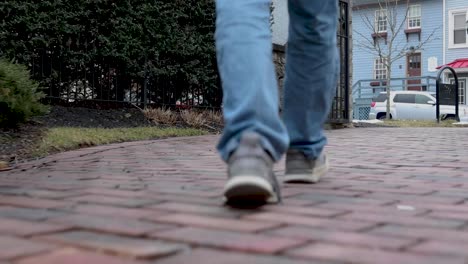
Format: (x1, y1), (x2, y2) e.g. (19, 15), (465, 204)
(273, 44), (286, 110)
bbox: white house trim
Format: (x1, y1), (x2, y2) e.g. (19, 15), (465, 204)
(375, 9), (388, 33)
(454, 68), (468, 73)
(448, 8), (468, 49)
(449, 77), (467, 105)
(407, 4), (422, 29)
(443, 0), (446, 64)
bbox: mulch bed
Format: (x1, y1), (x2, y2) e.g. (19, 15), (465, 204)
(0, 120), (45, 165)
(36, 105), (153, 128)
(3, 105), (368, 165)
(0, 105), (154, 164)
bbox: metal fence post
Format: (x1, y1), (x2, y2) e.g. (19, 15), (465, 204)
(143, 56), (148, 109)
(436, 76), (440, 123)
(358, 81), (361, 99)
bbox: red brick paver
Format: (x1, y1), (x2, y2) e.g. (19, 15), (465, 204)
(36, 231), (185, 259)
(16, 248), (145, 264)
(0, 236), (54, 260)
(2, 128), (468, 263)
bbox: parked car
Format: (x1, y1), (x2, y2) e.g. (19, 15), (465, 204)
(369, 91), (468, 120)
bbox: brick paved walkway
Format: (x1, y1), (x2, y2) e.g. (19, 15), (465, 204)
(1, 127), (468, 264)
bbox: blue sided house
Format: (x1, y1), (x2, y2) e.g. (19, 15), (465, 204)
(352, 0), (468, 119)
(352, 0), (444, 119)
(443, 0), (468, 105)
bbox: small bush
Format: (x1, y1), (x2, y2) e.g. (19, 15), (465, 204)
(180, 110), (207, 129)
(206, 110), (224, 126)
(144, 108), (223, 129)
(143, 108), (178, 126)
(0, 59), (48, 127)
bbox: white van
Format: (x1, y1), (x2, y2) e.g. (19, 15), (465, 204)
(368, 91), (468, 120)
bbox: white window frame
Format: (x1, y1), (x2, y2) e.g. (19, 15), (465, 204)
(448, 9), (468, 49)
(407, 5), (421, 29)
(375, 9), (388, 33)
(374, 57), (388, 80)
(450, 78), (467, 105)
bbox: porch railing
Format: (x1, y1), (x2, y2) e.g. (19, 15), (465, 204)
(352, 76), (438, 120)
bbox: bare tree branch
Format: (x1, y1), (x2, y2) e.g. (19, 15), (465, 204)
(354, 36), (377, 51)
(415, 26), (440, 48)
(356, 0), (438, 74)
(355, 0), (438, 119)
(390, 26), (441, 64)
(356, 10), (386, 59)
(388, 1), (397, 37)
(390, 0), (410, 43)
(374, 35), (385, 62)
(360, 12), (377, 33)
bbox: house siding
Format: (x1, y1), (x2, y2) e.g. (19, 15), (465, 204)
(352, 0), (444, 86)
(445, 0), (468, 63)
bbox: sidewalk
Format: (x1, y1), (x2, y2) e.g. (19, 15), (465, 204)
(1, 127), (468, 264)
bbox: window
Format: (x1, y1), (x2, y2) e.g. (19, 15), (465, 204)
(407, 5), (421, 29)
(449, 9), (468, 48)
(415, 94), (432, 104)
(374, 94), (388, 102)
(375, 9), (387, 33)
(374, 57), (387, 80)
(450, 78), (467, 104)
(460, 80), (466, 104)
(454, 13), (467, 44)
(394, 94), (416, 103)
(407, 53), (421, 71)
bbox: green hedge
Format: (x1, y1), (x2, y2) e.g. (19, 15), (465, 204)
(0, 0), (219, 106)
(0, 59), (48, 127)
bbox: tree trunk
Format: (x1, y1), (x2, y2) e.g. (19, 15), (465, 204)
(386, 66), (392, 120)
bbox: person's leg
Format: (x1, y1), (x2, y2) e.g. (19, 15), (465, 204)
(215, 0), (288, 204)
(215, 0), (288, 162)
(283, 0), (339, 183)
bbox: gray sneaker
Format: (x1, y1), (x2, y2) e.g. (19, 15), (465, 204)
(223, 132), (281, 205)
(284, 149), (329, 183)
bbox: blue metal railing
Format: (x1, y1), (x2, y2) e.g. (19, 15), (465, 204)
(352, 76), (438, 120)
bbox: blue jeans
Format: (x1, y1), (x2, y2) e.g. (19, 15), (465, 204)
(216, 0), (339, 162)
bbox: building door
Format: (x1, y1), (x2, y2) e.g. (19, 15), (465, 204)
(407, 53), (422, 91)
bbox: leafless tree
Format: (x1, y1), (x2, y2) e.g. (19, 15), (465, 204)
(355, 0), (438, 119)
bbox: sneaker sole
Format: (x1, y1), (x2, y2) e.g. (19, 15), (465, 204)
(284, 160), (329, 184)
(223, 175), (278, 204)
